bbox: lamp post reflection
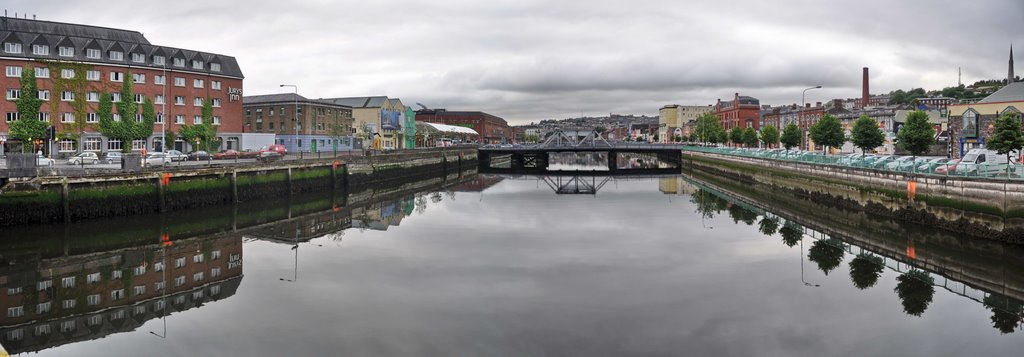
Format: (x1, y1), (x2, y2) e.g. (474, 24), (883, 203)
(150, 233), (172, 338)
(279, 225), (321, 283)
(800, 237), (820, 287)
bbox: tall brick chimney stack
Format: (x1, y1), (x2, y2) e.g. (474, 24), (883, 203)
(862, 67), (870, 108)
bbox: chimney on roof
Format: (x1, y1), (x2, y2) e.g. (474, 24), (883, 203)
(805, 103), (811, 108)
(833, 99), (842, 108)
(862, 67), (870, 108)
(815, 101), (822, 107)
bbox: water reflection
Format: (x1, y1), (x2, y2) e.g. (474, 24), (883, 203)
(681, 174), (1024, 333)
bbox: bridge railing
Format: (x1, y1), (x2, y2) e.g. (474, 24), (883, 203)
(683, 146), (1024, 181)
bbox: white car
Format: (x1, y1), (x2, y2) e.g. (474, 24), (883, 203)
(36, 154), (55, 167)
(164, 150), (187, 162)
(68, 152), (100, 165)
(143, 153), (169, 167)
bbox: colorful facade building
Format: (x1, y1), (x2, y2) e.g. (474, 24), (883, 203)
(658, 104), (712, 142)
(0, 16), (244, 155)
(320, 96), (407, 150)
(714, 93), (761, 131)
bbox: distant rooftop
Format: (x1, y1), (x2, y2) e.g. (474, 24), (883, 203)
(978, 82), (1024, 103)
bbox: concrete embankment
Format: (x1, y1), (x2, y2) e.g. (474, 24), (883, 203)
(0, 149), (477, 226)
(685, 151), (1024, 243)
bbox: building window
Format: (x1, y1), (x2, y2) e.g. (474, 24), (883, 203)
(112, 93), (122, 103)
(107, 139), (122, 152)
(6, 329), (23, 341)
(87, 272), (101, 283)
(193, 272), (204, 282)
(211, 267), (222, 278)
(132, 139), (145, 150)
(155, 261), (165, 272)
(110, 71), (123, 82)
(211, 80), (222, 90)
(154, 75), (165, 85)
(87, 294), (101, 305)
(154, 300), (165, 311)
(192, 60), (204, 69)
(59, 46), (74, 57)
(59, 139), (76, 153)
(62, 276), (76, 288)
(175, 96), (185, 105)
(131, 52), (145, 63)
(38, 280), (52, 291)
(192, 291), (204, 301)
(84, 137), (101, 151)
(153, 55), (166, 65)
(174, 275), (186, 287)
(86, 48), (101, 59)
(174, 295), (186, 305)
(194, 97), (204, 106)
(156, 112), (164, 123)
(35, 324), (50, 336)
(155, 280), (166, 291)
(7, 287), (22, 295)
(5, 66), (21, 77)
(210, 284), (221, 295)
(135, 94), (145, 103)
(34, 67), (49, 78)
(110, 309), (125, 320)
(111, 289), (125, 301)
(109, 50), (124, 61)
(86, 113), (98, 123)
(61, 91), (74, 101)
(61, 69), (75, 79)
(212, 250), (221, 260)
(36, 301), (51, 314)
(213, 116), (221, 125)
(133, 285), (146, 296)
(174, 77), (185, 87)
(175, 115), (184, 124)
(211, 63), (221, 72)
(175, 257), (186, 268)
(86, 70), (100, 81)
(133, 305), (146, 316)
(194, 115), (202, 124)
(212, 98), (222, 107)
(88, 315), (102, 326)
(173, 57), (185, 67)
(62, 299), (75, 309)
(133, 265), (147, 276)
(61, 113), (75, 124)
(38, 90), (49, 100)
(4, 42), (22, 54)
(194, 254), (204, 263)
(132, 73), (145, 83)
(60, 320), (75, 333)
(193, 79), (204, 88)
(7, 306), (23, 317)
(5, 89), (18, 100)
(155, 95), (165, 104)
(31, 44), (48, 55)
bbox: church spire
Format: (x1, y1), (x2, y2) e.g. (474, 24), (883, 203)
(1010, 44), (1015, 84)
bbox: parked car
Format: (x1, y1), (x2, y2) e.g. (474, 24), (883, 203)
(934, 159), (960, 174)
(143, 152), (170, 166)
(916, 157), (951, 173)
(103, 152), (123, 164)
(256, 151), (282, 163)
(239, 149), (260, 158)
(884, 156), (914, 171)
(164, 150), (187, 162)
(259, 144), (287, 156)
(36, 153), (55, 167)
(68, 152), (100, 165)
(187, 151), (211, 161)
(213, 150), (242, 160)
(870, 155), (898, 169)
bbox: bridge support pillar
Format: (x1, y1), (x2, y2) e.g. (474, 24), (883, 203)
(478, 151), (491, 169)
(511, 153), (525, 170)
(608, 151), (618, 171)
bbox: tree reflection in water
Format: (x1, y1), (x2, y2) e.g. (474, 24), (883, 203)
(807, 238), (845, 275)
(895, 270), (935, 317)
(727, 204), (758, 226)
(848, 253), (884, 290)
(778, 222), (803, 247)
(691, 189), (728, 219)
(758, 217), (780, 236)
(983, 294), (1024, 334)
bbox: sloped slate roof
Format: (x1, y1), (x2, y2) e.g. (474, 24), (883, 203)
(243, 93), (310, 104)
(321, 96), (389, 108)
(0, 17), (242, 78)
(978, 82), (1024, 103)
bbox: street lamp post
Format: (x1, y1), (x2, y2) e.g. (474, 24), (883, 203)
(801, 85), (822, 150)
(161, 63), (167, 152)
(280, 84), (298, 155)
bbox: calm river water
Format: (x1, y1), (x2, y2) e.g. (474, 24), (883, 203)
(1, 172), (1023, 356)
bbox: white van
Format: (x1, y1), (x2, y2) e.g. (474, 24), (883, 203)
(955, 148), (1022, 176)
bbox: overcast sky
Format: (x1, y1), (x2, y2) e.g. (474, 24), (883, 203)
(7, 0), (1024, 124)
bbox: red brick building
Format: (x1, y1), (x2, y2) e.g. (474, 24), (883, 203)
(414, 109), (511, 144)
(0, 17), (244, 155)
(714, 93), (761, 130)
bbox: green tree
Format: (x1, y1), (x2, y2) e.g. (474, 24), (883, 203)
(848, 253), (884, 290)
(896, 110), (935, 158)
(850, 115), (884, 156)
(164, 130), (177, 151)
(809, 114), (844, 154)
(99, 73), (154, 153)
(807, 238), (845, 275)
(895, 270), (935, 317)
(742, 127), (758, 147)
(201, 98), (219, 151)
(780, 123), (802, 150)
(729, 127), (743, 147)
(759, 217), (779, 236)
(986, 112), (1024, 176)
(10, 66), (47, 152)
(760, 125), (780, 148)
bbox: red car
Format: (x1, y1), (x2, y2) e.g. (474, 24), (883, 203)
(213, 150), (242, 159)
(934, 159), (960, 174)
(259, 144), (288, 156)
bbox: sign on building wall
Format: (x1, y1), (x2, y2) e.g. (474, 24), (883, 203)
(381, 110), (400, 130)
(228, 88), (242, 102)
